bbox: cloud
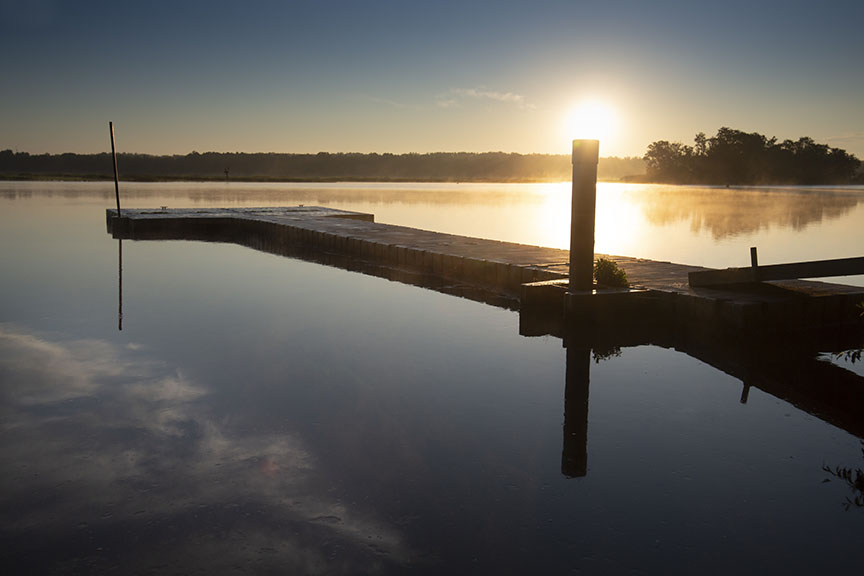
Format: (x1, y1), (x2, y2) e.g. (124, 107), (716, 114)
(823, 131), (864, 150)
(0, 327), (150, 407)
(0, 325), (411, 573)
(356, 95), (419, 110)
(438, 87), (536, 110)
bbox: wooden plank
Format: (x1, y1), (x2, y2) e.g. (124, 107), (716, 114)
(689, 256), (864, 287)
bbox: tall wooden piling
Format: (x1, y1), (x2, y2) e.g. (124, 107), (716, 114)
(569, 140), (600, 292)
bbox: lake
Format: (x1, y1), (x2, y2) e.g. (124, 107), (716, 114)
(1, 181), (863, 574)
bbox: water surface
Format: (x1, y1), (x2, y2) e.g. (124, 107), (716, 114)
(1, 182), (862, 574)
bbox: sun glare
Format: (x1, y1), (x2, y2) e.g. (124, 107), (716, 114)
(565, 100), (617, 144)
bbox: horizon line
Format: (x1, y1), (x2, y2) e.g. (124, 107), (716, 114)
(2, 148), (647, 160)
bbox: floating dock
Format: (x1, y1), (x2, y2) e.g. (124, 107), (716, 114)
(107, 206), (864, 341)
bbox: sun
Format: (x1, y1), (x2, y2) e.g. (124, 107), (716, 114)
(565, 100), (617, 144)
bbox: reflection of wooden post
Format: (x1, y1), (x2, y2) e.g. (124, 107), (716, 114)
(569, 140), (599, 292)
(562, 346), (590, 477)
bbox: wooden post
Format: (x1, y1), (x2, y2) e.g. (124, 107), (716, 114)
(750, 247), (758, 268)
(569, 140), (600, 292)
(109, 122), (121, 216)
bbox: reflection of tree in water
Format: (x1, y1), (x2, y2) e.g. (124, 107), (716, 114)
(835, 349), (863, 364)
(823, 441), (864, 510)
(184, 186), (538, 207)
(9, 182), (551, 208)
(636, 187), (862, 240)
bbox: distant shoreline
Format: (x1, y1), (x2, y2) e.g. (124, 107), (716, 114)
(0, 150), (647, 183)
(5, 174), (864, 187)
(6, 175), (863, 187)
(0, 173), (648, 184)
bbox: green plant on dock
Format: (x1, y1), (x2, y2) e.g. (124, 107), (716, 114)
(594, 258), (629, 288)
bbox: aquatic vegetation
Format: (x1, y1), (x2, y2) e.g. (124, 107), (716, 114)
(823, 442), (864, 511)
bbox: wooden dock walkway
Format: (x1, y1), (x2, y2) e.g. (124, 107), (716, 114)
(107, 206), (864, 340)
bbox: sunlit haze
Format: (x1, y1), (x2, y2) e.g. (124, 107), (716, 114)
(565, 100), (618, 146)
(1, 0), (862, 158)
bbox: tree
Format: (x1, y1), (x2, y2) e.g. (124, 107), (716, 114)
(643, 140), (695, 182)
(643, 128), (861, 185)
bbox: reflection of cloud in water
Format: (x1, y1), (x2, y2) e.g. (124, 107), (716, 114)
(0, 325), (409, 573)
(635, 187), (862, 239)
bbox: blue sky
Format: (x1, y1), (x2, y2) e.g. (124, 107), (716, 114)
(1, 0), (862, 157)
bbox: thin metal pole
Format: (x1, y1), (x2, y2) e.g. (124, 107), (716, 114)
(569, 139), (600, 292)
(118, 238), (123, 331)
(110, 121), (121, 216)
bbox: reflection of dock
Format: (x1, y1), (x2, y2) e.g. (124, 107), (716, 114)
(556, 325), (864, 478)
(107, 206), (864, 337)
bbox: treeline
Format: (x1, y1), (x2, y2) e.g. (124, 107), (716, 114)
(0, 149), (645, 182)
(644, 127), (862, 185)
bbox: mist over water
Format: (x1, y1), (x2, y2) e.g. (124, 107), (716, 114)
(5, 180), (862, 278)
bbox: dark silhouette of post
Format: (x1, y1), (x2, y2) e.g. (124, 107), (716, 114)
(109, 122), (121, 216)
(569, 140), (600, 292)
(562, 345), (590, 477)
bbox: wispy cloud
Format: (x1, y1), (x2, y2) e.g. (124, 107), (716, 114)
(823, 131), (864, 148)
(437, 87), (535, 110)
(355, 95), (419, 110)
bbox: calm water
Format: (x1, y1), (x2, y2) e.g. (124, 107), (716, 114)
(1, 181), (863, 574)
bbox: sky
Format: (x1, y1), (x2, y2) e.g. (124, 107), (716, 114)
(1, 0), (862, 158)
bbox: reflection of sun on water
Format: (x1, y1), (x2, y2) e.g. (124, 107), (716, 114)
(535, 182), (571, 249)
(594, 184), (643, 256)
(534, 183), (643, 256)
